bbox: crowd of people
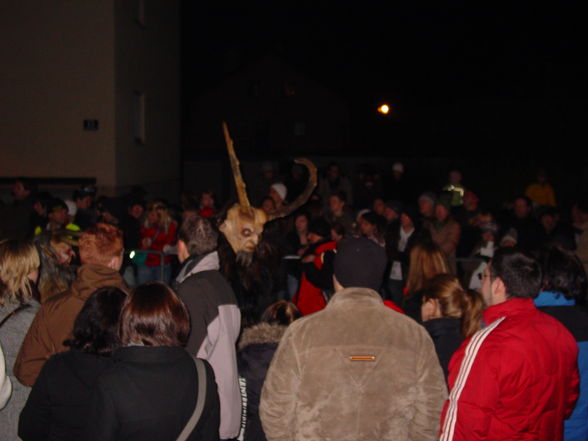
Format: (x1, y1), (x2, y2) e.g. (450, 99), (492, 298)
(0, 160), (587, 441)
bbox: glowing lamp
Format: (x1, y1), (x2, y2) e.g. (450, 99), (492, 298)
(378, 104), (390, 115)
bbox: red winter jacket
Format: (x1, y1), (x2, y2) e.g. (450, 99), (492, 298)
(293, 240), (336, 316)
(439, 297), (579, 441)
(139, 222), (177, 267)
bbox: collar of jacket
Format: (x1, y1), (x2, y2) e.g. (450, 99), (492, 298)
(71, 264), (127, 301)
(483, 297), (536, 325)
(423, 317), (461, 338)
(174, 251), (219, 286)
(238, 322), (287, 350)
(328, 287), (383, 307)
(534, 290), (575, 307)
(113, 345), (187, 363)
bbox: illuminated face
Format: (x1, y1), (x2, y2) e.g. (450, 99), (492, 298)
(480, 265), (494, 306)
(220, 205), (267, 265)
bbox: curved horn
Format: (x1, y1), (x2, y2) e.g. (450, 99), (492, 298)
(222, 121), (251, 208)
(268, 157), (317, 221)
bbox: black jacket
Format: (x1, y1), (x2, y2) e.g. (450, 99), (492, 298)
(19, 349), (115, 441)
(423, 317), (463, 381)
(86, 346), (220, 441)
(237, 323), (286, 441)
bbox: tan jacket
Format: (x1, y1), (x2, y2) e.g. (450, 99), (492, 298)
(14, 264), (126, 386)
(260, 287), (447, 441)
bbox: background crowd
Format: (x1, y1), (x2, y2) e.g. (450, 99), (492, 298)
(1, 159), (588, 441)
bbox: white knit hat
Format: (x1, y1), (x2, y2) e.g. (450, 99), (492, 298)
(270, 182), (287, 201)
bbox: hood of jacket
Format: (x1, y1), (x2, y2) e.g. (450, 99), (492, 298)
(71, 264), (127, 301)
(238, 322), (287, 351)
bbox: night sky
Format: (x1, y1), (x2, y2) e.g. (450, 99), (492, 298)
(181, 2), (585, 157)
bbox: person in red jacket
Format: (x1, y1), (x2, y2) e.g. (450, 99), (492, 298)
(292, 219), (336, 315)
(138, 202), (177, 285)
(439, 248), (579, 441)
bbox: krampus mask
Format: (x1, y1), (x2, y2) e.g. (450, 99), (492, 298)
(219, 122), (317, 266)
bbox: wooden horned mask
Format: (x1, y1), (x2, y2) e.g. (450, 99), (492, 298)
(219, 122), (317, 265)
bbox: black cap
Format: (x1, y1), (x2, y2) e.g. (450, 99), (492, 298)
(48, 198), (68, 213)
(334, 237), (387, 290)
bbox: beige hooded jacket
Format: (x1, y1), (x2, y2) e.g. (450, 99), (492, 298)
(260, 287), (447, 441)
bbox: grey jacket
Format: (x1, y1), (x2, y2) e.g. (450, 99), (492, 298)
(0, 300), (40, 441)
(175, 251), (241, 440)
(260, 287), (447, 441)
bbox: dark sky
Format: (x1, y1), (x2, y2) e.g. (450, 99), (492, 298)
(181, 2), (585, 155)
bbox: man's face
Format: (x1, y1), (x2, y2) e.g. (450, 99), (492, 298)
(373, 199), (385, 216)
(514, 198), (531, 219)
(384, 207), (398, 222)
(358, 217), (375, 237)
(480, 265), (494, 306)
(76, 195), (93, 210)
(419, 199), (434, 217)
(400, 213), (413, 229)
(48, 208), (68, 227)
(329, 195), (344, 214)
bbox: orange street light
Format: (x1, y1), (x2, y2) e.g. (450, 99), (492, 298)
(378, 104), (390, 115)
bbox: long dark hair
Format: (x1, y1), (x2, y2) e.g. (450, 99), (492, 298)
(64, 286), (126, 355)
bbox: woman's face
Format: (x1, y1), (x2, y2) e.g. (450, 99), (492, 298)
(421, 298), (440, 322)
(27, 267), (40, 284)
(295, 215), (308, 233)
(147, 210), (158, 225)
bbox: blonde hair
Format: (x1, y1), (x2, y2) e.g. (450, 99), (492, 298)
(0, 239), (40, 305)
(143, 202), (173, 232)
(422, 273), (484, 338)
(405, 241), (450, 293)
